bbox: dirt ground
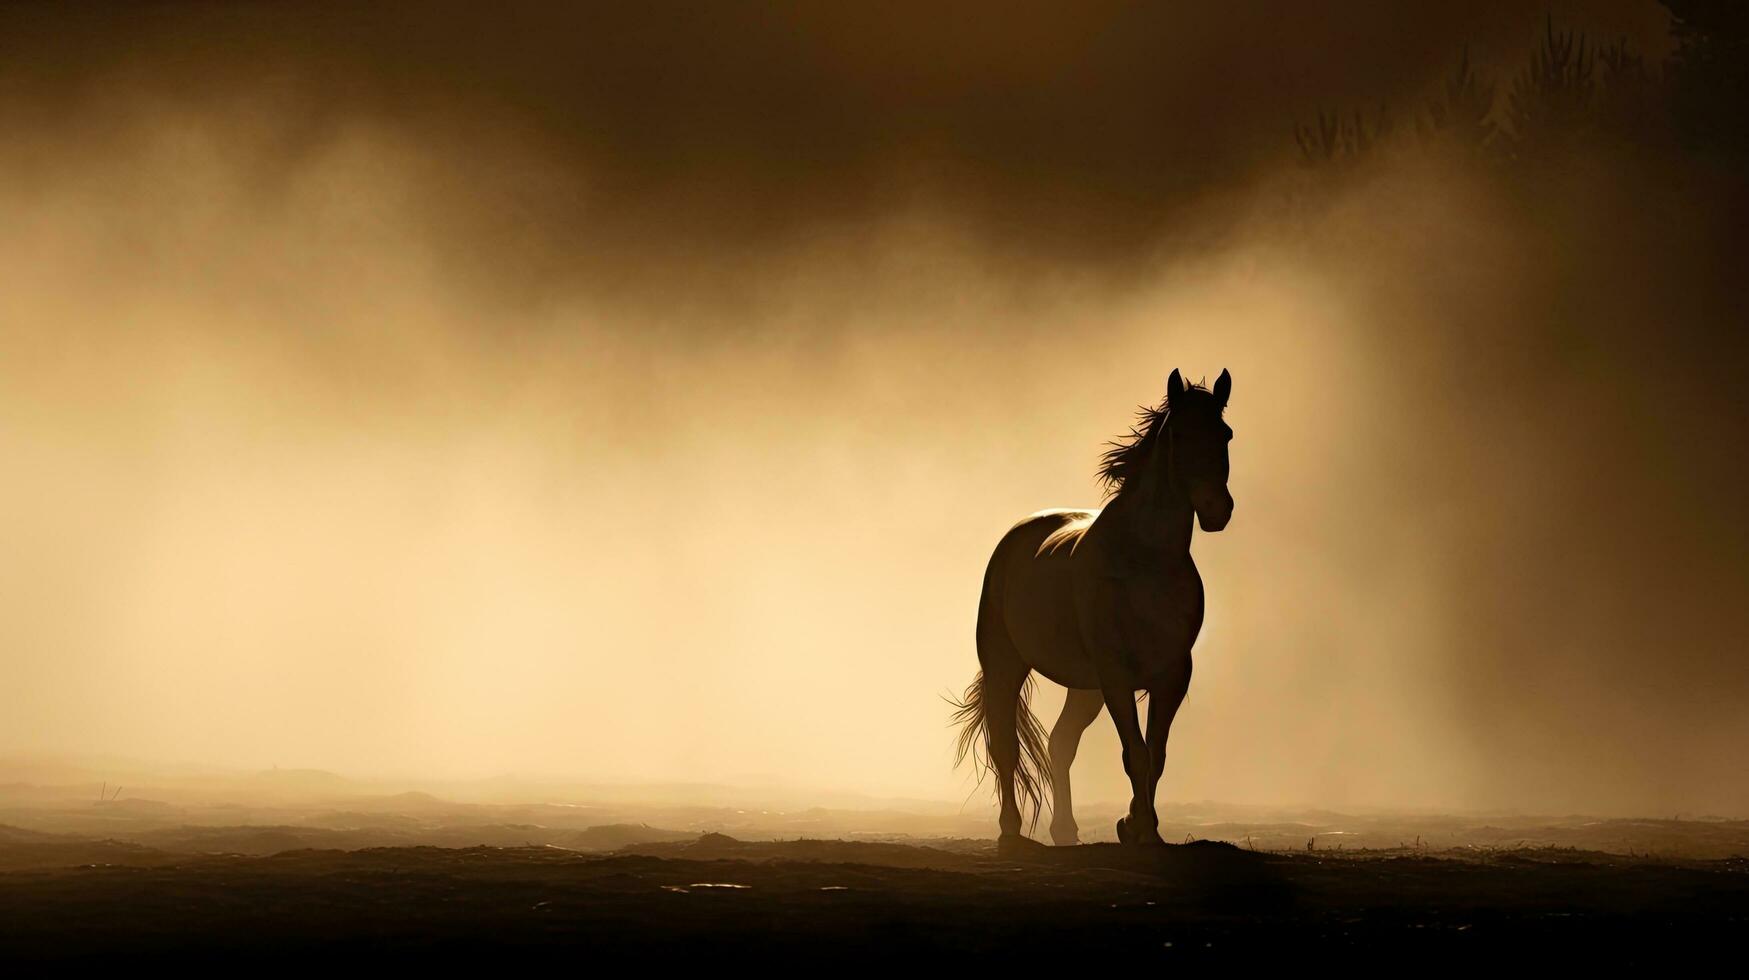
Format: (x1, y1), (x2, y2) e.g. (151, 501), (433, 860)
(5, 777), (1745, 965)
(3, 832), (1745, 966)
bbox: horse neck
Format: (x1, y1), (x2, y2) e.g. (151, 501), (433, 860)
(1109, 440), (1194, 556)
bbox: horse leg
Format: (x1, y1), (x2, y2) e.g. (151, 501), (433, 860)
(1102, 685), (1163, 845)
(980, 663), (1029, 841)
(1047, 688), (1103, 845)
(1143, 667), (1193, 836)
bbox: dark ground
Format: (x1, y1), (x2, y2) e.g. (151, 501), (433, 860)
(3, 832), (1745, 967)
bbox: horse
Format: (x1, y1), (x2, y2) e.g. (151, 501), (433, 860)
(952, 368), (1233, 848)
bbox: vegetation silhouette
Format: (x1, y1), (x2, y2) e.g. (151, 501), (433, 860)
(953, 370), (1233, 849)
(1295, 5), (1749, 168)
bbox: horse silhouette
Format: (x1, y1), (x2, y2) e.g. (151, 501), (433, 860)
(953, 369), (1233, 848)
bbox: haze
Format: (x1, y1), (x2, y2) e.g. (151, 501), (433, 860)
(2, 1), (1744, 819)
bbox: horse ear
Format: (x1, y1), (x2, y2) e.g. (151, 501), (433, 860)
(1166, 369), (1186, 404)
(1213, 369), (1232, 407)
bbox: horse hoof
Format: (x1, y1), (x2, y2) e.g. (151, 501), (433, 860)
(1050, 826), (1080, 847)
(1117, 816), (1163, 846)
(997, 833), (1045, 859)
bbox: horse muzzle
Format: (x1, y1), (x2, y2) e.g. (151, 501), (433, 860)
(1194, 491), (1233, 533)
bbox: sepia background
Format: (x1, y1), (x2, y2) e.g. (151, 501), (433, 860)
(2, 1), (1744, 821)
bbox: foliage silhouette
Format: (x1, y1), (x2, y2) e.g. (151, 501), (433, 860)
(1293, 7), (1749, 168)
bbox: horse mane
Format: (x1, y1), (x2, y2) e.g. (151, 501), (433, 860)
(1096, 380), (1214, 495)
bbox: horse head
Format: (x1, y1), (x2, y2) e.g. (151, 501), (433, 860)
(1164, 368), (1234, 532)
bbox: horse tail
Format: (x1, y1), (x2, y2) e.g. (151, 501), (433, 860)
(948, 670), (1053, 831)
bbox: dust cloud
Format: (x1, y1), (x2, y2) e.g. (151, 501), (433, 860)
(2, 1), (1743, 818)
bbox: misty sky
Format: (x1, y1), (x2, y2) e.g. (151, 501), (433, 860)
(3, 1), (1744, 817)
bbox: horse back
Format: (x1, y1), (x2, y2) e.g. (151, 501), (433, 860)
(980, 509), (1102, 689)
